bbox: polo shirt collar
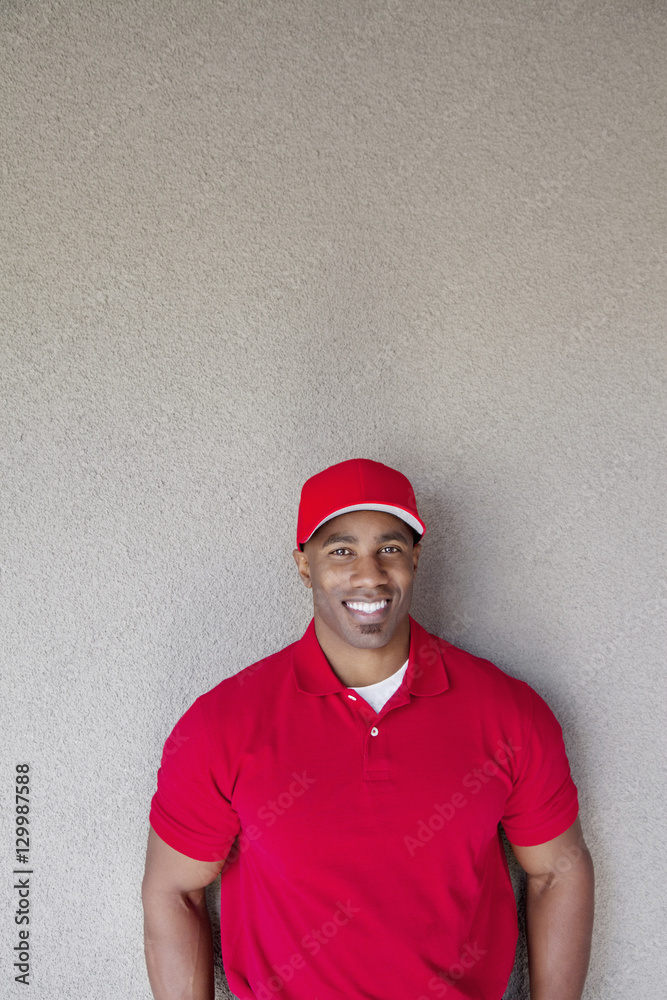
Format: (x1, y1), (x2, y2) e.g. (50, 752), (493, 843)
(291, 616), (449, 697)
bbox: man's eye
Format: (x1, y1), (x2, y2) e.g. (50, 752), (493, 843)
(381, 546), (400, 553)
(330, 548), (351, 556)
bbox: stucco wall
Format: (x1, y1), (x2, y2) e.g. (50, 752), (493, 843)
(1, 1), (664, 997)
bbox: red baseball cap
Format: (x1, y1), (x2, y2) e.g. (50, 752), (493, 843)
(296, 458), (425, 549)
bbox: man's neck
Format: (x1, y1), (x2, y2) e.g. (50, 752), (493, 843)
(313, 616), (411, 688)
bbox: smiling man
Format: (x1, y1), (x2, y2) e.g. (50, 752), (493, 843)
(143, 458), (594, 1000)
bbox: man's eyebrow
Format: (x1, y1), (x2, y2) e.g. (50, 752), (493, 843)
(376, 530), (410, 545)
(320, 533), (357, 548)
(320, 530), (410, 548)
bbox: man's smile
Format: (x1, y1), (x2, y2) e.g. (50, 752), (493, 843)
(343, 598), (391, 622)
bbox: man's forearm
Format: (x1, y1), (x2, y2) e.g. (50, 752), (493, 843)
(143, 887), (215, 1000)
(525, 845), (595, 1000)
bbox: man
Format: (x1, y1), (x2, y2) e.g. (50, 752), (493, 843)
(143, 458), (594, 1000)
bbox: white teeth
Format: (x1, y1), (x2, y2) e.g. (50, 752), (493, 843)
(345, 600), (388, 613)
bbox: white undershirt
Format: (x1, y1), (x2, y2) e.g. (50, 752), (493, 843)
(350, 659), (409, 713)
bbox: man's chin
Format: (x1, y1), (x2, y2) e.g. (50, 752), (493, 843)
(358, 623), (384, 636)
(341, 619), (396, 647)
(314, 604), (408, 650)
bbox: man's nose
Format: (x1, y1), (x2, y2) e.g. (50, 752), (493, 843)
(350, 554), (389, 587)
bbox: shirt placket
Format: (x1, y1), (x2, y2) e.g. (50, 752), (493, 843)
(342, 685), (411, 781)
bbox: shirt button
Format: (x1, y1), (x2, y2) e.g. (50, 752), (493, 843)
(347, 693), (357, 700)
(370, 726), (379, 736)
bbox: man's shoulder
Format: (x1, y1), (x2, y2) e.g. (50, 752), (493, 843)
(195, 633), (301, 710)
(419, 621), (536, 709)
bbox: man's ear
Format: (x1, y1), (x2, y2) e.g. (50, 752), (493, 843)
(292, 548), (312, 589)
(412, 541), (422, 573)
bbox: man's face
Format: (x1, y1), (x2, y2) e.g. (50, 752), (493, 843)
(293, 509), (421, 650)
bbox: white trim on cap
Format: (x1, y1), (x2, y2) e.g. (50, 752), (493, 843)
(306, 504), (424, 542)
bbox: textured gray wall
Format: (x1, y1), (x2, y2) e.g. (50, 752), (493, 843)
(1, 1), (665, 997)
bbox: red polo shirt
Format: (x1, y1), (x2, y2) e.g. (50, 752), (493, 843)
(149, 617), (579, 1000)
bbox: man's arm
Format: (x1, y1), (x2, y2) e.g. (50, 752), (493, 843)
(510, 816), (594, 1000)
(142, 827), (226, 1000)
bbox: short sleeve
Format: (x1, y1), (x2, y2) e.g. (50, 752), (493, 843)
(149, 696), (241, 862)
(500, 686), (579, 847)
